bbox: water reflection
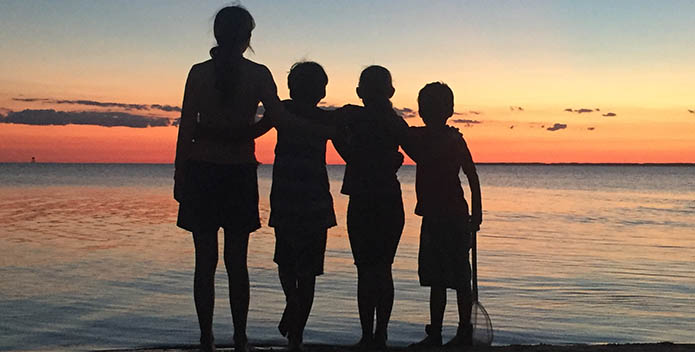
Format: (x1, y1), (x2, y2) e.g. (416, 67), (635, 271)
(0, 165), (693, 351)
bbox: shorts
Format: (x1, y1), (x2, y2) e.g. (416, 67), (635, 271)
(347, 193), (404, 267)
(418, 216), (472, 290)
(273, 227), (328, 277)
(177, 160), (261, 235)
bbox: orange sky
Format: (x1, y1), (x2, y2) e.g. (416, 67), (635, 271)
(1, 2), (695, 164)
(2, 111), (693, 164)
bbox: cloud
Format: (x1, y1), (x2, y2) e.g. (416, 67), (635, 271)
(12, 97), (181, 113)
(602, 112), (616, 117)
(255, 105), (265, 119)
(12, 98), (49, 102)
(509, 125), (514, 129)
(688, 109), (694, 114)
(453, 110), (483, 116)
(150, 104), (182, 112)
(318, 103), (340, 111)
(0, 109), (173, 128)
(565, 108), (596, 114)
(509, 106), (523, 111)
(394, 107), (418, 118)
(587, 127), (595, 131)
(547, 123), (567, 131)
(452, 119), (482, 125)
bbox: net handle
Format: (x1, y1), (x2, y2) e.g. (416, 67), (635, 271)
(472, 230), (479, 301)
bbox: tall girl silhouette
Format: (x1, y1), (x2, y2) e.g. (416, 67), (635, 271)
(174, 6), (285, 352)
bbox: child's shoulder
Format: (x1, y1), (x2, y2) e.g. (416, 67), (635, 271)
(336, 104), (363, 114)
(331, 104), (363, 124)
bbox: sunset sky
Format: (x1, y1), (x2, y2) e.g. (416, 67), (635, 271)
(1, 0), (693, 163)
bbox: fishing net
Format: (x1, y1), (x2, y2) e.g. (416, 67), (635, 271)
(470, 230), (494, 346)
(471, 300), (493, 345)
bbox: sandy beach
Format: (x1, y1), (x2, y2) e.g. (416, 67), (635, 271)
(103, 342), (694, 352)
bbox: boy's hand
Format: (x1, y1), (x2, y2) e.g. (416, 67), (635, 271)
(470, 212), (482, 231)
(469, 220), (480, 232)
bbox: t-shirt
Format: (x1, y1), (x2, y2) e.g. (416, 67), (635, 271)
(332, 104), (407, 196)
(404, 125), (476, 217)
(268, 100), (337, 229)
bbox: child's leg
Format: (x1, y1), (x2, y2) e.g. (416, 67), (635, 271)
(278, 266), (297, 337)
(295, 274), (317, 341)
(356, 265), (377, 343)
(409, 285), (445, 347)
(193, 230), (219, 349)
(374, 263), (393, 345)
(430, 286), (447, 330)
(456, 288), (472, 326)
(443, 288), (473, 347)
(223, 230), (250, 347)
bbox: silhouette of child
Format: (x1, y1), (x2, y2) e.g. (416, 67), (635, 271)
(404, 82), (482, 348)
(267, 62), (337, 351)
(332, 65), (408, 351)
(174, 6), (295, 352)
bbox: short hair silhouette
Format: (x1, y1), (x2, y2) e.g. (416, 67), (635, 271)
(418, 82), (454, 125)
(210, 6), (256, 97)
(357, 65), (395, 103)
(287, 61), (328, 105)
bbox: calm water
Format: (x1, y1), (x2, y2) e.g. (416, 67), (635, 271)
(0, 163), (693, 351)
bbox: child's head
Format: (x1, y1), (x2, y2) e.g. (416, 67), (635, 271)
(418, 82), (454, 126)
(213, 6), (255, 55)
(357, 65), (395, 106)
(287, 61), (328, 106)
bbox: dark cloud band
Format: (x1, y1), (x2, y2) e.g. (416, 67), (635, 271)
(13, 97), (181, 113)
(1, 109), (173, 128)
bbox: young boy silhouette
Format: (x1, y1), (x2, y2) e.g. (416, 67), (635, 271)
(332, 66), (408, 350)
(404, 82), (482, 348)
(267, 62), (337, 351)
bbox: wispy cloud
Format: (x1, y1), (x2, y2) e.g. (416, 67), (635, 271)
(547, 123), (567, 131)
(13, 98), (49, 102)
(602, 112), (616, 117)
(394, 107), (418, 118)
(564, 108), (596, 114)
(12, 97), (181, 113)
(588, 127), (596, 131)
(688, 109), (694, 114)
(509, 106), (524, 111)
(454, 110), (482, 116)
(451, 119), (482, 126)
(0, 109), (173, 128)
(318, 102), (340, 111)
(509, 125), (514, 129)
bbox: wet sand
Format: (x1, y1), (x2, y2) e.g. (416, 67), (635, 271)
(102, 342), (694, 352)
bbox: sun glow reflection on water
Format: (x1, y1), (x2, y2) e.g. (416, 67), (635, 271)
(0, 164), (693, 351)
